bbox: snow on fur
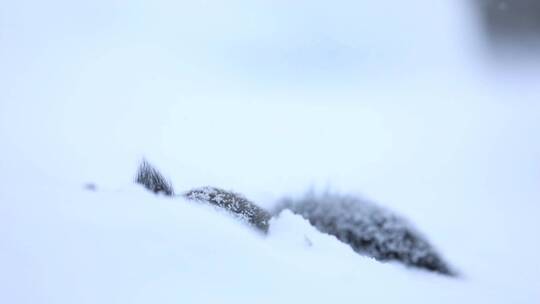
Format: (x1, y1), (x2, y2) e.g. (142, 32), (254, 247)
(184, 187), (271, 232)
(274, 192), (456, 276)
(135, 160), (270, 232)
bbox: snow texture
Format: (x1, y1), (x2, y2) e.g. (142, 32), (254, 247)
(275, 192), (455, 275)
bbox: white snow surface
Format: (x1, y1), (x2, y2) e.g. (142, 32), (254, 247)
(0, 183), (520, 303)
(1, 0), (540, 303)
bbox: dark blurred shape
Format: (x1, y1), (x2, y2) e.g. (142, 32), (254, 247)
(474, 0), (540, 54)
(135, 159), (175, 196)
(84, 183), (97, 191)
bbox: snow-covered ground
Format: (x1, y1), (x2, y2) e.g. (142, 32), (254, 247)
(1, 0), (540, 303)
(0, 183), (521, 304)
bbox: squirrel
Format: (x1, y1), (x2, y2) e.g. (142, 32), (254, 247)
(135, 160), (455, 276)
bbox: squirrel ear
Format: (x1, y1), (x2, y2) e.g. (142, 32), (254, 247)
(135, 159), (174, 196)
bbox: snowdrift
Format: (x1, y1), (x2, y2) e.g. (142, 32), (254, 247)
(0, 177), (529, 304)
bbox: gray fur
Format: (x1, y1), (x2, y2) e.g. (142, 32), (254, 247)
(135, 160), (270, 232)
(135, 159), (174, 196)
(274, 192), (456, 276)
(184, 187), (271, 233)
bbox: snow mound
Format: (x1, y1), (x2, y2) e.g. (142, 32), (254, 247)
(0, 178), (527, 303)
